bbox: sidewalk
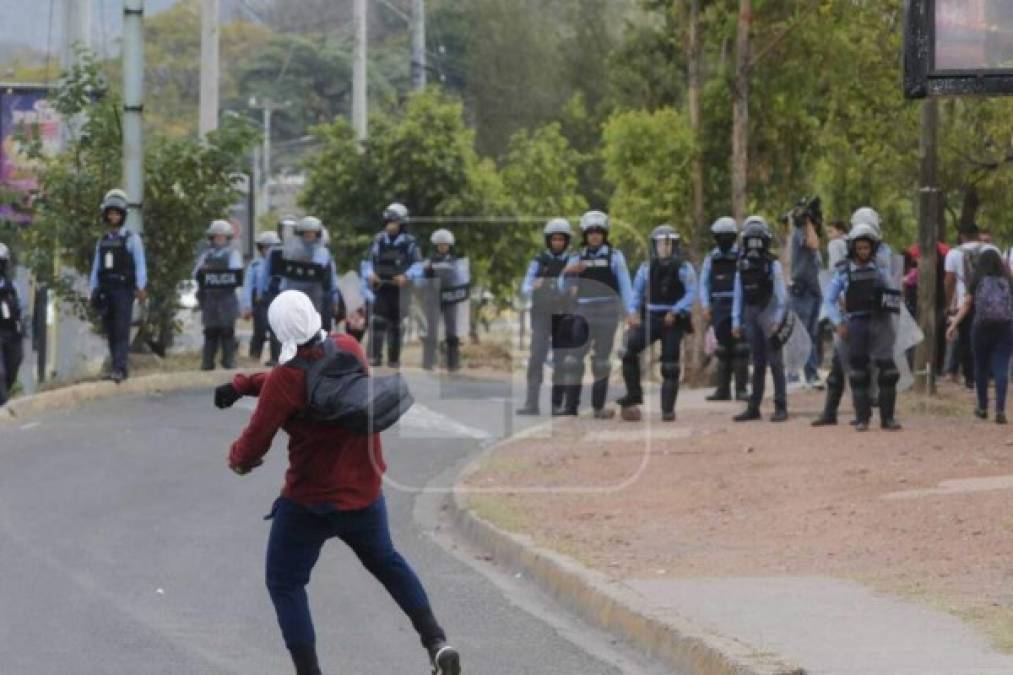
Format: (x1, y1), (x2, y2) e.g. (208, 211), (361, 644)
(457, 382), (1013, 674)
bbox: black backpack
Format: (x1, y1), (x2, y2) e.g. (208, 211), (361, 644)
(289, 339), (414, 435)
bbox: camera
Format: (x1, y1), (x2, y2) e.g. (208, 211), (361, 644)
(789, 195), (822, 229)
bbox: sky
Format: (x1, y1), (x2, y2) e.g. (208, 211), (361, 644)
(0, 0), (182, 58)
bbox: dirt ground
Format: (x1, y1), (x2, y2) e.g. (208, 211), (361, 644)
(462, 380), (1013, 651)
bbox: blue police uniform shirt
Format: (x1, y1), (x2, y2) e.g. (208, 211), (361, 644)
(557, 245), (635, 314)
(241, 257), (264, 313)
(629, 260), (697, 315)
(89, 226), (148, 292)
(732, 259), (787, 330)
(699, 245), (739, 310)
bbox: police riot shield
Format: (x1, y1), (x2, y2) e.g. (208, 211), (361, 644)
(894, 305), (924, 392)
(338, 271), (365, 315)
(420, 257), (471, 343)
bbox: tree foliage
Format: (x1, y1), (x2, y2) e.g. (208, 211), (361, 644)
(21, 55), (257, 354)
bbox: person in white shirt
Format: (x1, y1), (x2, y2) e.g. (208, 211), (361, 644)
(944, 225), (984, 389)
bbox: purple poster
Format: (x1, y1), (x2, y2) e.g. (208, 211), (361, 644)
(0, 88), (60, 223)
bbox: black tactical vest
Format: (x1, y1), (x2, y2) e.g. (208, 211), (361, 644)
(577, 247), (619, 301)
(531, 251), (568, 313)
(266, 247), (285, 294)
(97, 233), (136, 288)
(709, 251), (738, 298)
(374, 235), (412, 280)
(647, 259), (685, 308)
(738, 255), (773, 306)
(844, 263), (898, 315)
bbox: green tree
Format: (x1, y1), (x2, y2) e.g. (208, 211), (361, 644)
(601, 107), (695, 254)
(22, 55), (258, 354)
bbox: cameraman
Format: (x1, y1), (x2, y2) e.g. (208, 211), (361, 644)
(788, 198), (824, 387)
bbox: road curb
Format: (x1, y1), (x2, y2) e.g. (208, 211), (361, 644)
(0, 370), (235, 425)
(449, 446), (806, 675)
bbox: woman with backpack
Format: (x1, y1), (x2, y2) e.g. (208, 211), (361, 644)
(213, 291), (461, 675)
(947, 246), (1013, 425)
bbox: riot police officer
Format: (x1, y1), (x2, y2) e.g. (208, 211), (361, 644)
(617, 225), (696, 422)
(420, 229), (468, 372)
(194, 220), (244, 370)
(363, 203), (422, 367)
(89, 188), (147, 383)
(557, 210), (634, 418)
(823, 222), (902, 431)
(732, 216), (789, 422)
(242, 231), (281, 361)
(517, 218), (573, 416)
(259, 215), (296, 365)
(700, 216), (750, 401)
(0, 242), (25, 406)
(279, 216), (340, 331)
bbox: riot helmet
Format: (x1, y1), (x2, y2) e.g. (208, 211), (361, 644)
(579, 210), (610, 245)
(206, 219), (233, 242)
(846, 222), (880, 261)
(255, 231), (281, 247)
(384, 202), (409, 225)
(650, 224), (681, 260)
(295, 216), (323, 239)
(741, 216), (772, 255)
(851, 207), (882, 238)
(430, 228), (455, 246)
(710, 216), (738, 253)
(101, 188), (129, 225)
(543, 218), (572, 251)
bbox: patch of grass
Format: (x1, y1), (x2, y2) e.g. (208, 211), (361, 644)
(466, 494), (530, 534)
(901, 392), (969, 418)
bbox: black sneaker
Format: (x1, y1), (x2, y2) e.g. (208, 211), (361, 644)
(616, 394), (643, 408)
(811, 414), (837, 427)
(592, 408), (615, 420)
(111, 370), (126, 384)
(770, 408), (788, 423)
(997, 413), (1008, 425)
(552, 407), (578, 417)
(661, 411), (676, 422)
(974, 408), (988, 420)
(428, 641), (461, 675)
(733, 407), (761, 422)
(854, 420), (870, 432)
(735, 389), (750, 402)
(705, 389), (731, 402)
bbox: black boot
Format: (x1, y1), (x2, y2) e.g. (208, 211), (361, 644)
(811, 382), (843, 426)
(706, 357), (732, 401)
(288, 644), (322, 675)
(879, 364), (903, 427)
(427, 640), (462, 675)
(517, 381), (541, 416)
(550, 383), (565, 413)
(220, 329), (237, 369)
(201, 329), (218, 371)
(734, 406), (761, 422)
(560, 384), (581, 415)
(446, 336), (461, 372)
(734, 350), (751, 400)
(661, 363), (679, 419)
(850, 370), (873, 432)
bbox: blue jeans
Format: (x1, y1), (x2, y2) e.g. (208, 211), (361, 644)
(101, 287), (135, 375)
(790, 290), (821, 381)
(972, 321), (1012, 415)
(264, 495), (444, 650)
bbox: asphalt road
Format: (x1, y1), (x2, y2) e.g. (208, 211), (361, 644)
(0, 372), (670, 675)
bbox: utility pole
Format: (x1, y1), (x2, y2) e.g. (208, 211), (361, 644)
(411, 0), (426, 90)
(248, 97), (285, 221)
(61, 0), (92, 67)
(352, 0), (368, 141)
(731, 0), (751, 222)
(914, 98), (940, 395)
(122, 0), (145, 234)
(199, 0), (220, 137)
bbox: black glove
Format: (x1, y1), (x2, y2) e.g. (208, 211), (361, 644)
(214, 383), (243, 409)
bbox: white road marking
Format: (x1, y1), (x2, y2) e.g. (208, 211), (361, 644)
(882, 474), (1013, 500)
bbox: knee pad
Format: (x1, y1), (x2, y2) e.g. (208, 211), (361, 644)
(661, 362), (680, 381)
(592, 357), (612, 380)
(876, 360), (900, 386)
(849, 368), (871, 388)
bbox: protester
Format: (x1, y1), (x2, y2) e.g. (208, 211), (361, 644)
(945, 225), (984, 389)
(216, 290), (461, 675)
(947, 246), (1012, 425)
